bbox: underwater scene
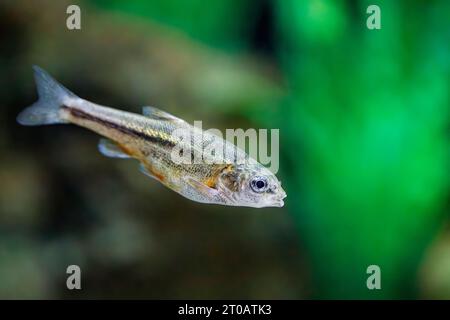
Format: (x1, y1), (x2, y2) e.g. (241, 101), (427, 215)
(0, 0), (449, 300)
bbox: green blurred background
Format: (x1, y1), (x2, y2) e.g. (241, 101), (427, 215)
(0, 0), (449, 299)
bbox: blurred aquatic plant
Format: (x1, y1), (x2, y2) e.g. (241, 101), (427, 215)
(92, 0), (255, 51)
(273, 0), (450, 298)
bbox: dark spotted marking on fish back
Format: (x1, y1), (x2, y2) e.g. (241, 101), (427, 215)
(64, 106), (176, 148)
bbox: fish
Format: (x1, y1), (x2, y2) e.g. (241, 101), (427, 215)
(17, 66), (287, 208)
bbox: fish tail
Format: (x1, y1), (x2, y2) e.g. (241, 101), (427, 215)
(17, 65), (77, 126)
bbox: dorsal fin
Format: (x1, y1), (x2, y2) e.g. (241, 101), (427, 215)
(142, 106), (185, 123)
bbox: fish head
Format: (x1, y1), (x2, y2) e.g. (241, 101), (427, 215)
(217, 163), (287, 208)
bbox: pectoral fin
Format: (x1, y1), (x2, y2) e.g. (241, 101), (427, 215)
(98, 139), (131, 159)
(184, 176), (220, 199)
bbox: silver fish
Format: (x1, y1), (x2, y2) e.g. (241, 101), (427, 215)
(17, 66), (287, 208)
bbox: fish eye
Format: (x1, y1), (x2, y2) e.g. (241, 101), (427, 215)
(250, 176), (269, 193)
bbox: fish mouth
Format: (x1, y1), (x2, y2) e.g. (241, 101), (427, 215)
(274, 190), (287, 207)
(274, 199), (285, 207)
(270, 192), (286, 207)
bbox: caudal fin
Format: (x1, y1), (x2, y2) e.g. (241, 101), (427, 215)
(17, 66), (76, 126)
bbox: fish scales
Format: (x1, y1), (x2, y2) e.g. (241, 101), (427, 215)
(17, 66), (286, 207)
